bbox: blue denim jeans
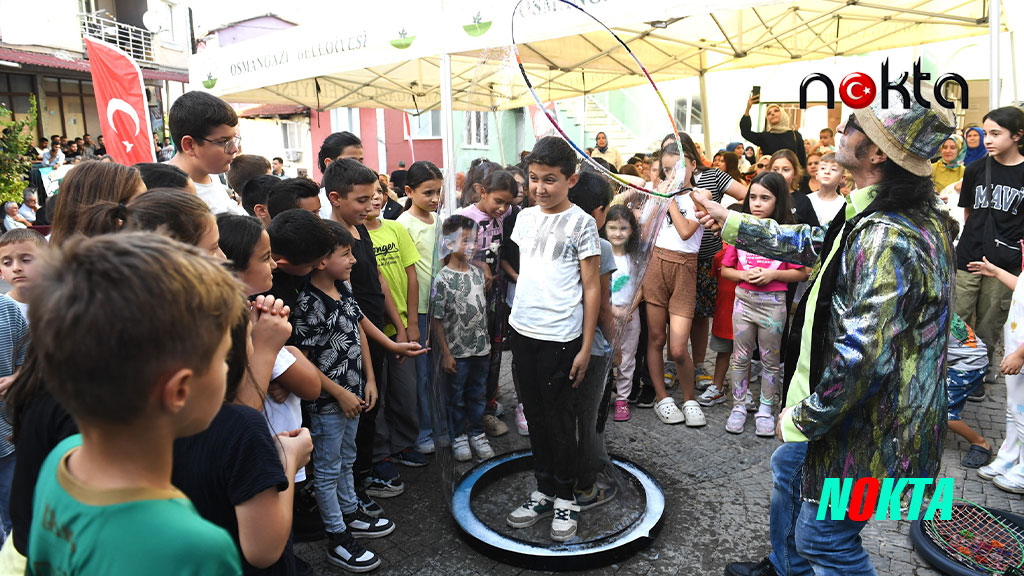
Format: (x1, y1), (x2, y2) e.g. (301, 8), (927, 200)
(769, 442), (812, 576)
(415, 314), (433, 445)
(310, 412), (359, 534)
(447, 355), (489, 438)
(0, 452), (14, 539)
(795, 501), (876, 575)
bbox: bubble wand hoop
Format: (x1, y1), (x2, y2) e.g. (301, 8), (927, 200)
(510, 0), (703, 208)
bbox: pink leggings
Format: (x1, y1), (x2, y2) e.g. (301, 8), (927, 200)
(730, 287), (787, 409)
(614, 310), (641, 402)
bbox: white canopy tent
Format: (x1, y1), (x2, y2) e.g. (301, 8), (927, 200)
(190, 0), (1006, 171)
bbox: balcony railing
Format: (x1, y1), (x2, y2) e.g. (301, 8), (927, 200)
(79, 13), (154, 65)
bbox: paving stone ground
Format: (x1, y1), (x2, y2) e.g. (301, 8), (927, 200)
(295, 351), (1019, 575)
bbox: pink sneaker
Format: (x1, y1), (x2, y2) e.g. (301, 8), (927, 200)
(613, 400), (630, 422)
(515, 403), (529, 436)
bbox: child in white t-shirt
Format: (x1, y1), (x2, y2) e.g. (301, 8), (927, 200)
(505, 137), (600, 543)
(643, 143), (707, 427)
(807, 153), (847, 226)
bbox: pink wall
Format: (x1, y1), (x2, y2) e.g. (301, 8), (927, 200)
(359, 109), (380, 171)
(382, 110), (443, 173)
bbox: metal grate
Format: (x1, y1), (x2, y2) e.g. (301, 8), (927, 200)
(79, 13), (154, 65)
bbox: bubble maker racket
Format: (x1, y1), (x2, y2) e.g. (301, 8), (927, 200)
(912, 498), (1024, 576)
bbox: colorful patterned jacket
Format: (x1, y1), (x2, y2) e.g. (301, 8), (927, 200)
(722, 187), (957, 498)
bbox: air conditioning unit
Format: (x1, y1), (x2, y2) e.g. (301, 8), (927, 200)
(284, 149), (302, 162)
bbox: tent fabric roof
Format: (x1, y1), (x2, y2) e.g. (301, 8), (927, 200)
(191, 0), (999, 112)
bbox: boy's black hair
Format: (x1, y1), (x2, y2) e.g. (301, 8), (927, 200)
(441, 214), (477, 237)
(272, 156), (284, 164)
(266, 209), (335, 265)
(322, 158), (378, 198)
(134, 162), (190, 191)
(267, 177), (321, 218)
(322, 219), (356, 249)
(568, 170), (613, 216)
(240, 174), (281, 216)
(168, 91), (238, 152)
(216, 214), (265, 273)
(318, 131), (362, 172)
(525, 136), (577, 178)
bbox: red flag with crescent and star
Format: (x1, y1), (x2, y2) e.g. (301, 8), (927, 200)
(84, 37), (156, 164)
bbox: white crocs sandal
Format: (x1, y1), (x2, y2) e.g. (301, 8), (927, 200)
(682, 400), (706, 427)
(654, 397), (684, 425)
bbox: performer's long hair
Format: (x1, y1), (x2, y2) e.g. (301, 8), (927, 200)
(874, 159), (960, 237)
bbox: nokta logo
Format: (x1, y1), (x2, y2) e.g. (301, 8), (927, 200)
(817, 477), (954, 521)
(800, 59), (967, 110)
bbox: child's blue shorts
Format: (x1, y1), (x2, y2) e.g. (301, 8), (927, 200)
(947, 367), (985, 421)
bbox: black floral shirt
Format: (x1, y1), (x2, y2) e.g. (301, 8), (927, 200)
(292, 280), (364, 414)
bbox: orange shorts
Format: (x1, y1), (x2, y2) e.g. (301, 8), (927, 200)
(643, 247), (698, 318)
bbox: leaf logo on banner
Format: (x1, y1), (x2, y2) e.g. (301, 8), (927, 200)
(202, 72), (217, 89)
(464, 11), (492, 37)
(390, 28), (415, 50)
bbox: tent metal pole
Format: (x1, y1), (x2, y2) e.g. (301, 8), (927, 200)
(1012, 31), (1019, 106)
(991, 0), (1001, 109)
(441, 53), (456, 215)
(699, 52), (710, 161)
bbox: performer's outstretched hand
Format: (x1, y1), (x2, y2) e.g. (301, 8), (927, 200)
(693, 190), (728, 232)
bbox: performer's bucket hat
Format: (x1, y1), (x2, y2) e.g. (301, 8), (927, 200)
(851, 88), (956, 178)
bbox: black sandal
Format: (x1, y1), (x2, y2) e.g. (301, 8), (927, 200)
(961, 444), (992, 469)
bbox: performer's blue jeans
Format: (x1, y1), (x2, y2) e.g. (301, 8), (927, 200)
(768, 442), (876, 576)
(768, 442), (812, 576)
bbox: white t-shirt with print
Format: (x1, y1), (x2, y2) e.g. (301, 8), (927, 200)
(509, 204), (600, 342)
(195, 177), (247, 216)
(654, 193), (704, 254)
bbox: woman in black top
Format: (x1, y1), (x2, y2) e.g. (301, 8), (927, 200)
(740, 95), (807, 169)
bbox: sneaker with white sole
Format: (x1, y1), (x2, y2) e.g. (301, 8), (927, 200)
(979, 462), (1012, 481)
(550, 498), (580, 542)
(681, 400), (706, 427)
(726, 407), (747, 434)
(343, 510), (396, 539)
(654, 397), (685, 424)
(507, 491), (555, 528)
(469, 433), (495, 460)
(326, 530), (381, 573)
(452, 434), (472, 462)
(575, 481), (617, 511)
(755, 413), (775, 437)
(695, 365), (713, 391)
(697, 385), (726, 406)
(415, 438), (435, 455)
(515, 403), (529, 436)
(994, 474), (1024, 494)
(482, 414), (509, 437)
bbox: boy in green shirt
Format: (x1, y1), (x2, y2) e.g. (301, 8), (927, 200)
(27, 233), (246, 576)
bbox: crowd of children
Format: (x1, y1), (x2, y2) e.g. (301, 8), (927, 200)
(0, 85), (1020, 576)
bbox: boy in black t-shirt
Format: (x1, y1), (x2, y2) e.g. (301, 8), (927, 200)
(955, 106), (1024, 394)
(322, 159), (426, 511)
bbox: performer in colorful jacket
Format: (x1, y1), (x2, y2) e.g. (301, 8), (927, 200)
(701, 97), (958, 576)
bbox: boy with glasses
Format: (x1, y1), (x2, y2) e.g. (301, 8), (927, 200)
(169, 91), (247, 216)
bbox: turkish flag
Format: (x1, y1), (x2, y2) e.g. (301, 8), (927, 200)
(84, 37), (156, 164)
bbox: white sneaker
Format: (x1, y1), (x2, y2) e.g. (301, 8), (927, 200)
(494, 402), (505, 417)
(696, 385), (726, 406)
(452, 434), (471, 462)
(515, 403), (529, 436)
(469, 433), (494, 460)
(415, 438), (435, 455)
(744, 390), (756, 412)
(654, 397), (684, 425)
(550, 497), (580, 542)
(682, 400), (706, 427)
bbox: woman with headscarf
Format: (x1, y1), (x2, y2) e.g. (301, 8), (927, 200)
(739, 95), (807, 169)
(591, 131), (622, 170)
(932, 134), (966, 194)
(744, 146), (757, 167)
(964, 126), (988, 167)
(726, 142), (750, 173)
